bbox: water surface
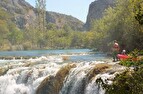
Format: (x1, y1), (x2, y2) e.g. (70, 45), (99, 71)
(0, 49), (110, 62)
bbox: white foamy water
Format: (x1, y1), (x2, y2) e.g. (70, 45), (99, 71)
(0, 55), (126, 94)
(0, 56), (63, 94)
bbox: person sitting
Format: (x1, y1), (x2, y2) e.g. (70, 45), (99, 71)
(117, 49), (129, 60)
(121, 50), (126, 55)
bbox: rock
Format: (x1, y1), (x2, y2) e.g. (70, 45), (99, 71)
(0, 0), (84, 31)
(84, 0), (116, 30)
(36, 63), (76, 94)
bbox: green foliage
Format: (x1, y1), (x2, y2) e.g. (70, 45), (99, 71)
(104, 67), (143, 94)
(90, 0), (143, 52)
(134, 0), (143, 24)
(0, 8), (10, 20)
(8, 23), (24, 45)
(0, 8), (13, 49)
(129, 49), (139, 58)
(20, 24), (88, 50)
(120, 60), (135, 67)
(35, 0), (46, 34)
(1, 0), (143, 50)
(46, 23), (57, 30)
(119, 49), (143, 67)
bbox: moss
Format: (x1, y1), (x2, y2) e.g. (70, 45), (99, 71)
(87, 63), (111, 82)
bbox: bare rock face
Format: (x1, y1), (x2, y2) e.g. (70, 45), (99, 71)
(46, 12), (84, 31)
(0, 0), (36, 29)
(0, 0), (33, 13)
(0, 0), (84, 31)
(84, 0), (115, 30)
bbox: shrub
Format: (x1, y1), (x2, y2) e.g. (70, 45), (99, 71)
(104, 66), (143, 94)
(119, 49), (143, 67)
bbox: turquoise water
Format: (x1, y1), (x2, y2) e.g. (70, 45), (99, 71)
(0, 49), (110, 61)
(0, 49), (91, 56)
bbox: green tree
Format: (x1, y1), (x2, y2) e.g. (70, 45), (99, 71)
(90, 0), (143, 52)
(8, 24), (23, 45)
(35, 0), (47, 48)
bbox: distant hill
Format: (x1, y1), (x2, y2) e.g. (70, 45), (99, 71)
(0, 0), (84, 31)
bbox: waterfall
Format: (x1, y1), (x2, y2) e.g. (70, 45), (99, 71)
(59, 62), (109, 94)
(0, 56), (126, 94)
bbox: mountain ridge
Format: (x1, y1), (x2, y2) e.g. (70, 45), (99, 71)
(0, 0), (84, 31)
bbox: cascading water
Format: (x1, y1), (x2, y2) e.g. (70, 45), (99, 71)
(0, 56), (62, 94)
(59, 62), (110, 94)
(0, 55), (126, 94)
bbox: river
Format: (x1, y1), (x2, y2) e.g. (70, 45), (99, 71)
(0, 49), (125, 94)
(0, 49), (110, 62)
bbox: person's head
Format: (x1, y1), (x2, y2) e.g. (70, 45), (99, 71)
(122, 50), (126, 54)
(122, 50), (126, 53)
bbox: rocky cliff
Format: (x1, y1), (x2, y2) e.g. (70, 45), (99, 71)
(46, 12), (84, 31)
(0, 0), (83, 31)
(85, 0), (115, 30)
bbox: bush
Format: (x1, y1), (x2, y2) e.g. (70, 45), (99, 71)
(104, 66), (143, 94)
(119, 59), (134, 67)
(119, 49), (143, 67)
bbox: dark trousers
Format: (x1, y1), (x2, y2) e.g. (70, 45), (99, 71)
(113, 51), (118, 61)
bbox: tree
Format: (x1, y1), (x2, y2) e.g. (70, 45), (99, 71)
(36, 0), (46, 32)
(8, 23), (23, 45)
(89, 0), (143, 52)
(35, 0), (47, 48)
(134, 0), (143, 25)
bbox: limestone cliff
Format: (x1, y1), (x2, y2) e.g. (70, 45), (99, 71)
(85, 0), (115, 30)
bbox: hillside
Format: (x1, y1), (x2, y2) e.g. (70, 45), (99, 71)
(0, 0), (83, 31)
(0, 0), (88, 50)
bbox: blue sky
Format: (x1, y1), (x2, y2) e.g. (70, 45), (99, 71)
(25, 0), (95, 22)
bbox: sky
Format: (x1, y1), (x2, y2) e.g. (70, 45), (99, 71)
(25, 0), (95, 22)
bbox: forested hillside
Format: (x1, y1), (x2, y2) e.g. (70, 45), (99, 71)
(0, 8), (23, 50)
(0, 0), (143, 51)
(0, 0), (88, 50)
(88, 0), (143, 52)
(0, 7), (90, 50)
